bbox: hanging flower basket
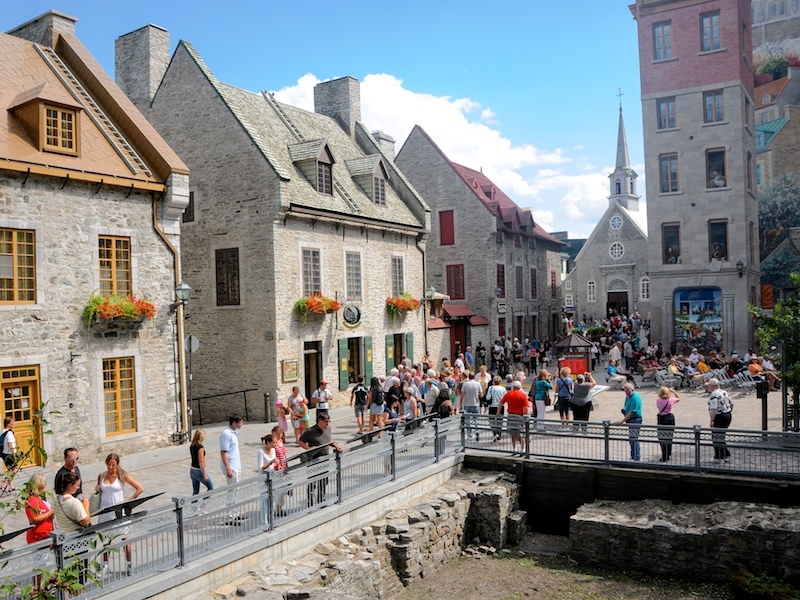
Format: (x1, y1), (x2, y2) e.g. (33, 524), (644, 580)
(81, 293), (156, 330)
(385, 293), (420, 322)
(293, 294), (341, 324)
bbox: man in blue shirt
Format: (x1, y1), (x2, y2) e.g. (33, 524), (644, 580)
(220, 414), (243, 484)
(614, 383), (643, 461)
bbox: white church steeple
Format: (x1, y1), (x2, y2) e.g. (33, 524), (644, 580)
(609, 97), (639, 211)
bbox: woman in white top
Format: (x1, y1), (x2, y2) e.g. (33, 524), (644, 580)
(257, 434), (277, 473)
(96, 453), (143, 575)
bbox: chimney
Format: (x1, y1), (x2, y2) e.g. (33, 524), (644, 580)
(314, 76), (361, 138)
(372, 131), (396, 159)
(7, 10), (77, 46)
(115, 25), (170, 114)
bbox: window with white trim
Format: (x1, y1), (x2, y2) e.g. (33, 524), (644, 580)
(345, 252), (361, 301)
(587, 281), (596, 303)
(391, 257), (404, 297)
(639, 277), (650, 301)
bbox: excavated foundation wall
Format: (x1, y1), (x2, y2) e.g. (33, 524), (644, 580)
(569, 499), (800, 582)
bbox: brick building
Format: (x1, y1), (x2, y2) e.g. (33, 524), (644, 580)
(116, 27), (429, 417)
(1, 11), (190, 465)
(395, 126), (564, 360)
(630, 0), (760, 356)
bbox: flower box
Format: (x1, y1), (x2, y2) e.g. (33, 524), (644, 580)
(293, 294), (341, 324)
(386, 293), (420, 322)
(82, 293), (156, 330)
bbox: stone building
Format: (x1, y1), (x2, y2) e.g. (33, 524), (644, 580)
(1, 11), (190, 465)
(564, 107), (650, 324)
(751, 0), (800, 50)
(115, 27), (429, 416)
(395, 126), (564, 360)
(630, 0), (760, 356)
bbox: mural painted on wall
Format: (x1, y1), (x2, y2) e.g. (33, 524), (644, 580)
(673, 288), (722, 355)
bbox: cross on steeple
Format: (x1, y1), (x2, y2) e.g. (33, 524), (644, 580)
(617, 87), (624, 109)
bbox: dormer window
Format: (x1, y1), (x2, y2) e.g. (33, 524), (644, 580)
(317, 161), (332, 195)
(45, 106), (77, 154)
(9, 84), (82, 157)
(762, 94), (772, 104)
(373, 176), (386, 205)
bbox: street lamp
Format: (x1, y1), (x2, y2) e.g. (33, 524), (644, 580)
(171, 281), (192, 313)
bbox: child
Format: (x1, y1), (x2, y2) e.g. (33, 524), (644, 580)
(270, 426), (289, 516)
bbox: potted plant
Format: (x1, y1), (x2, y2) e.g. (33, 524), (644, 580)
(81, 293), (157, 331)
(293, 293), (341, 324)
(385, 292), (421, 322)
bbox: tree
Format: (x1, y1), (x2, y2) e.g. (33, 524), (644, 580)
(756, 54), (790, 80)
(750, 273), (800, 431)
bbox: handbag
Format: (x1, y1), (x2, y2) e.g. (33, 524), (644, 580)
(89, 490), (102, 514)
(545, 389), (553, 407)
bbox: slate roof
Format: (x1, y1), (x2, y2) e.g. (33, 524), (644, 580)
(755, 117), (787, 153)
(176, 41), (427, 229)
(0, 32), (187, 184)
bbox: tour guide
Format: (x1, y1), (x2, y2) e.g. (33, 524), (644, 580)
(614, 383), (643, 461)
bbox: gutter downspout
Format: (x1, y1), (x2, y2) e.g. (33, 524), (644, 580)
(416, 233), (428, 357)
(152, 195), (188, 442)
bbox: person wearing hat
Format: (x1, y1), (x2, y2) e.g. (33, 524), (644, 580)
(312, 380), (333, 419)
(688, 348), (701, 367)
(500, 380), (530, 456)
(707, 378), (733, 461)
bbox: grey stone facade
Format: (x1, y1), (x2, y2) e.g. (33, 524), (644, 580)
(1, 11), (190, 465)
(566, 107), (650, 323)
(396, 125), (564, 355)
(116, 28), (430, 417)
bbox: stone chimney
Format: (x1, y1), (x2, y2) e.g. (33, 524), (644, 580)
(7, 10), (77, 46)
(314, 76), (361, 138)
(115, 25), (170, 114)
(372, 130), (396, 159)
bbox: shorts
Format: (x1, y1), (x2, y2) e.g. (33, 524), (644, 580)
(370, 403), (385, 416)
(354, 404), (367, 418)
(507, 414), (524, 433)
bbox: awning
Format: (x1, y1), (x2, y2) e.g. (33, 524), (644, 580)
(469, 315), (490, 326)
(427, 317), (450, 330)
(443, 303), (476, 318)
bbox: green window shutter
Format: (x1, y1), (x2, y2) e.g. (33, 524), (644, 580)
(338, 338), (349, 391)
(364, 336), (373, 383)
(385, 334), (394, 375)
(405, 331), (414, 365)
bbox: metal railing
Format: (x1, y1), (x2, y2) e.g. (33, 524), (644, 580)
(3, 413), (798, 598)
(190, 388), (258, 425)
(462, 414), (800, 478)
(0, 415), (462, 599)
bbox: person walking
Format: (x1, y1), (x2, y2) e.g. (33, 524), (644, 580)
(707, 378), (733, 462)
(656, 386), (681, 462)
(312, 380), (333, 418)
(614, 383), (643, 461)
(96, 453), (144, 576)
(288, 386), (308, 444)
(533, 370), (553, 429)
(220, 415), (244, 484)
(459, 371), (482, 441)
(499, 380), (530, 456)
(569, 372), (596, 432)
(368, 376), (386, 436)
(1, 416), (17, 491)
(189, 429), (214, 494)
(555, 367), (574, 423)
(485, 375), (507, 441)
(270, 426), (289, 516)
(350, 376), (369, 434)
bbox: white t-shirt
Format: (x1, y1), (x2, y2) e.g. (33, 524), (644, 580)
(219, 427), (241, 474)
(312, 387), (332, 409)
(2, 429), (15, 455)
(257, 447), (276, 472)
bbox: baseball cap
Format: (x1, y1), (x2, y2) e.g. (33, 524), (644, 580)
(707, 378), (720, 387)
(321, 380), (329, 385)
(512, 380), (522, 389)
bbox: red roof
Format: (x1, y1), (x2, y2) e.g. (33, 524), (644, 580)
(443, 303), (476, 318)
(399, 126), (563, 247)
(755, 78), (789, 109)
(427, 317), (450, 330)
(469, 315), (490, 326)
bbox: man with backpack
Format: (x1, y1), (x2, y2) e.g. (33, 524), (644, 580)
(349, 376), (369, 434)
(1, 417), (17, 491)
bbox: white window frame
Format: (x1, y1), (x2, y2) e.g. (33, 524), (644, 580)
(344, 250), (362, 301)
(587, 281), (596, 303)
(640, 277), (650, 301)
(391, 255), (404, 297)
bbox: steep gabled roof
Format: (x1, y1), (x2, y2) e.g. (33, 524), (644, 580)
(398, 125), (562, 246)
(572, 198), (647, 264)
(756, 78), (789, 109)
(756, 117), (787, 153)
(171, 42), (426, 229)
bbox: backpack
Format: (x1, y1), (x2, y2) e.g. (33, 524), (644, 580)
(352, 383), (369, 405)
(0, 430), (9, 457)
(371, 387), (386, 406)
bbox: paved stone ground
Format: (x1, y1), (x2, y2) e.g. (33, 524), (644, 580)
(0, 363), (787, 545)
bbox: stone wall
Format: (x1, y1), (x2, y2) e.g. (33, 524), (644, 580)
(569, 499), (800, 582)
(217, 470), (524, 599)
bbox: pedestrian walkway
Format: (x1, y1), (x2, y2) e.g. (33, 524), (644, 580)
(1, 365), (786, 544)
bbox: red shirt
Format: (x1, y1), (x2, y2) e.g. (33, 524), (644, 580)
(25, 494), (54, 543)
(501, 389), (530, 415)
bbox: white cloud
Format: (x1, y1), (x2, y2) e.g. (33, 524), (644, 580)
(273, 73), (633, 238)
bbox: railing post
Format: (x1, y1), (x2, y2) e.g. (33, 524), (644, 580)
(243, 390), (250, 422)
(264, 472), (274, 529)
(335, 450), (343, 504)
(693, 424), (702, 472)
(603, 420), (611, 466)
(264, 392), (271, 423)
(51, 531), (66, 600)
(172, 497), (186, 567)
(524, 416), (531, 458)
(434, 418), (440, 462)
(460, 412), (466, 450)
(390, 434), (397, 481)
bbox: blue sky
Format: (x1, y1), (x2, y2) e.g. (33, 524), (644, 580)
(4, 1), (645, 237)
